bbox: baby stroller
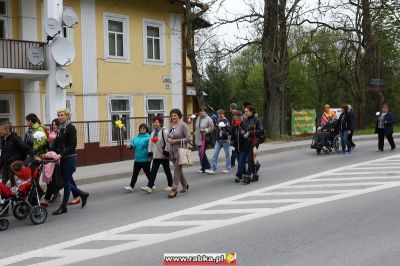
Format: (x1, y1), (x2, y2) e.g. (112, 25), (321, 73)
(0, 163), (48, 231)
(311, 120), (340, 154)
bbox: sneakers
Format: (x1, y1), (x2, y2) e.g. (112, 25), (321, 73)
(207, 170), (217, 175)
(198, 169), (205, 173)
(152, 186), (157, 191)
(141, 186), (153, 193)
(124, 186), (135, 192)
(164, 186), (172, 191)
(222, 169), (230, 174)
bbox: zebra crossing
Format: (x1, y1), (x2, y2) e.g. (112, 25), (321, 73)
(3, 154), (400, 266)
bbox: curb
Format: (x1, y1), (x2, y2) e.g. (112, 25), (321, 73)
(73, 134), (389, 186)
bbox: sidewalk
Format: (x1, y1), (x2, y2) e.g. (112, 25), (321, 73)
(73, 134), (397, 185)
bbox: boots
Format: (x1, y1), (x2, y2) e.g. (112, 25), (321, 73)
(251, 174), (259, 182)
(242, 175), (251, 185)
(52, 205), (67, 215)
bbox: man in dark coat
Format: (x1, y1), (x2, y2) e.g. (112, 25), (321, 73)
(347, 105), (356, 149)
(0, 121), (32, 184)
(337, 104), (355, 154)
(375, 104), (396, 151)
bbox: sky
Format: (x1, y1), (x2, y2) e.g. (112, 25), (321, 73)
(202, 0), (331, 48)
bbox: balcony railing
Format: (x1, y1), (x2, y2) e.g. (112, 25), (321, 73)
(0, 39), (48, 70)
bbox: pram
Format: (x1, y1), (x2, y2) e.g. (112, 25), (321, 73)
(311, 120), (340, 154)
(0, 163), (48, 231)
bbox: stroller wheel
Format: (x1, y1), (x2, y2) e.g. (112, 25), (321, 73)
(0, 218), (9, 231)
(13, 202), (31, 220)
(30, 206), (47, 225)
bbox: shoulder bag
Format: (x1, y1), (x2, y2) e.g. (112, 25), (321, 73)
(178, 139), (193, 166)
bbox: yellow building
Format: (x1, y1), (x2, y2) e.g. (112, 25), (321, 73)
(0, 0), (196, 123)
(0, 0), (201, 164)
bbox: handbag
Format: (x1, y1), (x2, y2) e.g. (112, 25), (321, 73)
(178, 139), (193, 166)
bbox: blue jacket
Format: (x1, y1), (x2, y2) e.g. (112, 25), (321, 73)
(375, 112), (395, 135)
(130, 133), (150, 162)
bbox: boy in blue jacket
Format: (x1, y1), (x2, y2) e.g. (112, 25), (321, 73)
(124, 124), (151, 192)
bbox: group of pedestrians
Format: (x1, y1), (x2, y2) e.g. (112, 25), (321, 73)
(194, 103), (264, 184)
(123, 109), (192, 198)
(321, 103), (396, 154)
(0, 108), (89, 217)
(123, 103), (264, 199)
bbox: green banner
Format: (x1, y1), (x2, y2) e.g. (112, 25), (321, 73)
(291, 109), (316, 135)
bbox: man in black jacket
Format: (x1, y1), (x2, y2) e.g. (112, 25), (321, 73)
(0, 121), (32, 184)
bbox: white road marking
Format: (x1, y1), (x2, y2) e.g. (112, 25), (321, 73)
(3, 154), (400, 265)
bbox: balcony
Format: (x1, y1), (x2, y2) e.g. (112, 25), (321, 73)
(0, 39), (48, 71)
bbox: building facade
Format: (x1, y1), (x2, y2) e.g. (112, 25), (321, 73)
(0, 0), (198, 165)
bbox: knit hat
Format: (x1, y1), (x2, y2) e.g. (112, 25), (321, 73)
(230, 103), (237, 110)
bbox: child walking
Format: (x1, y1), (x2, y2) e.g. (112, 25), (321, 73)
(124, 124), (151, 192)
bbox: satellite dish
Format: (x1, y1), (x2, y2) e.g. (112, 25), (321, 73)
(51, 37), (75, 66)
(62, 8), (79, 28)
(27, 46), (45, 66)
(56, 69), (73, 89)
(44, 18), (61, 38)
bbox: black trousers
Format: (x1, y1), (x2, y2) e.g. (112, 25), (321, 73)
(377, 128), (396, 151)
(147, 159), (173, 188)
(130, 161), (151, 188)
(231, 149), (237, 167)
(348, 131), (355, 147)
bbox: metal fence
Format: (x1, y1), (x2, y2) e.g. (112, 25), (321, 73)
(11, 116), (197, 166)
(0, 39), (48, 70)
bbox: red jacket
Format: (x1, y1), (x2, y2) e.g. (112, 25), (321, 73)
(15, 167), (31, 180)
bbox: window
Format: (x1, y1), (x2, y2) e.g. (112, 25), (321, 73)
(0, 0), (7, 39)
(146, 97), (165, 124)
(109, 97), (131, 141)
(0, 20), (4, 39)
(66, 96), (75, 121)
(104, 13), (129, 62)
(143, 19), (165, 65)
(0, 1), (5, 15)
(0, 94), (15, 124)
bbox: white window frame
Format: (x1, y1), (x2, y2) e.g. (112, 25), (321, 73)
(145, 95), (167, 125)
(0, 0), (12, 39)
(143, 18), (166, 65)
(103, 12), (130, 63)
(0, 94), (15, 125)
(66, 95), (75, 121)
(107, 95), (133, 144)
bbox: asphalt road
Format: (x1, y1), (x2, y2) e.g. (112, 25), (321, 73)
(2, 139), (400, 266)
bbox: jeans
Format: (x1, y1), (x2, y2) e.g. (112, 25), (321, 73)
(1, 164), (10, 184)
(197, 146), (211, 171)
(211, 140), (231, 171)
(61, 156), (86, 207)
(245, 143), (255, 175)
(235, 151), (246, 178)
(147, 159), (173, 188)
(340, 131), (352, 153)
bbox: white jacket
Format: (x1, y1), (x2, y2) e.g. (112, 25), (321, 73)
(148, 128), (170, 159)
